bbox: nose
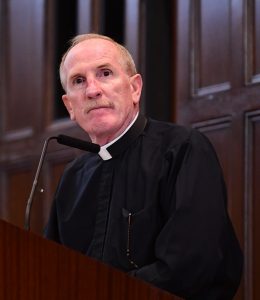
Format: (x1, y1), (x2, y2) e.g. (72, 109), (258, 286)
(85, 78), (102, 99)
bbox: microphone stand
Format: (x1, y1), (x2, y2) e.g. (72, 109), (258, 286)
(24, 134), (100, 231)
(24, 136), (57, 231)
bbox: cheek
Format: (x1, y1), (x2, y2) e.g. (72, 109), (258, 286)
(68, 93), (84, 111)
(66, 101), (85, 122)
(113, 84), (134, 107)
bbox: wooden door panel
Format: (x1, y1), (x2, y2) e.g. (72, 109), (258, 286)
(245, 0), (260, 84)
(173, 0), (260, 299)
(3, 0), (44, 136)
(191, 0), (231, 96)
(244, 110), (260, 300)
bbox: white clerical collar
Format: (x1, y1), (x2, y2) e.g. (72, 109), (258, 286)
(98, 113), (139, 160)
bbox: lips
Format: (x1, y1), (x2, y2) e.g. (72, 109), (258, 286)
(88, 105), (111, 113)
(84, 101), (114, 114)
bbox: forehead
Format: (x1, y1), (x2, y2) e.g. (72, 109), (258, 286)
(64, 39), (123, 70)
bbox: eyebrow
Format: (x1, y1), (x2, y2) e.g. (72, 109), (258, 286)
(69, 73), (83, 83)
(67, 62), (115, 82)
(96, 63), (113, 70)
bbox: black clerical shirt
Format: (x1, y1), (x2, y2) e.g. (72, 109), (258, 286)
(45, 114), (243, 299)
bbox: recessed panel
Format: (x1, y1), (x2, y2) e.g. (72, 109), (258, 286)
(244, 111), (260, 300)
(192, 0), (231, 95)
(3, 0), (43, 134)
(5, 167), (33, 228)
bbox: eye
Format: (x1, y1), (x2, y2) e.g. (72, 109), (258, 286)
(73, 76), (85, 85)
(97, 69), (113, 78)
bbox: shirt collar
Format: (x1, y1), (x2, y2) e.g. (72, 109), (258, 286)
(98, 113), (147, 160)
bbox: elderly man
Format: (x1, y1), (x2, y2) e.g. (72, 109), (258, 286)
(45, 33), (243, 299)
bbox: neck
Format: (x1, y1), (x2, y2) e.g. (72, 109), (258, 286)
(90, 112), (139, 146)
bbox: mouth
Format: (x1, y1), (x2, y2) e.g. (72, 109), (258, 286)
(85, 102), (114, 114)
(87, 106), (113, 114)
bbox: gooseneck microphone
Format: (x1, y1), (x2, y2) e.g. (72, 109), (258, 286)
(56, 134), (100, 153)
(24, 135), (100, 231)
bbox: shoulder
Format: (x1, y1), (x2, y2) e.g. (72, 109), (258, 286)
(143, 118), (217, 159)
(144, 118), (200, 147)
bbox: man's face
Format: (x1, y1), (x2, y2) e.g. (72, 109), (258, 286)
(62, 38), (142, 144)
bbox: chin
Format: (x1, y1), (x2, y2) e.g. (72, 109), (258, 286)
(84, 119), (121, 137)
(79, 111), (128, 138)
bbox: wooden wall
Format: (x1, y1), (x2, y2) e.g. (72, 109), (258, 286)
(173, 1), (260, 299)
(0, 0), (260, 299)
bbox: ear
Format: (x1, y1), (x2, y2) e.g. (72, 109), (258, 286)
(130, 74), (143, 104)
(62, 94), (75, 120)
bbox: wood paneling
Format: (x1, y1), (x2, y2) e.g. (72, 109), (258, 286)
(191, 0), (231, 96)
(245, 0), (260, 84)
(0, 0), (260, 298)
(0, 0), (87, 234)
(244, 110), (260, 300)
(173, 0), (260, 299)
(3, 0), (44, 136)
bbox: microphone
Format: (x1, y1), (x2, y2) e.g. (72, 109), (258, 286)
(24, 135), (100, 231)
(57, 134), (100, 153)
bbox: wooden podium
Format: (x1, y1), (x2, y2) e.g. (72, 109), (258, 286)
(0, 219), (180, 300)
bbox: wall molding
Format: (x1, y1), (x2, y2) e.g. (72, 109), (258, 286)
(244, 109), (260, 299)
